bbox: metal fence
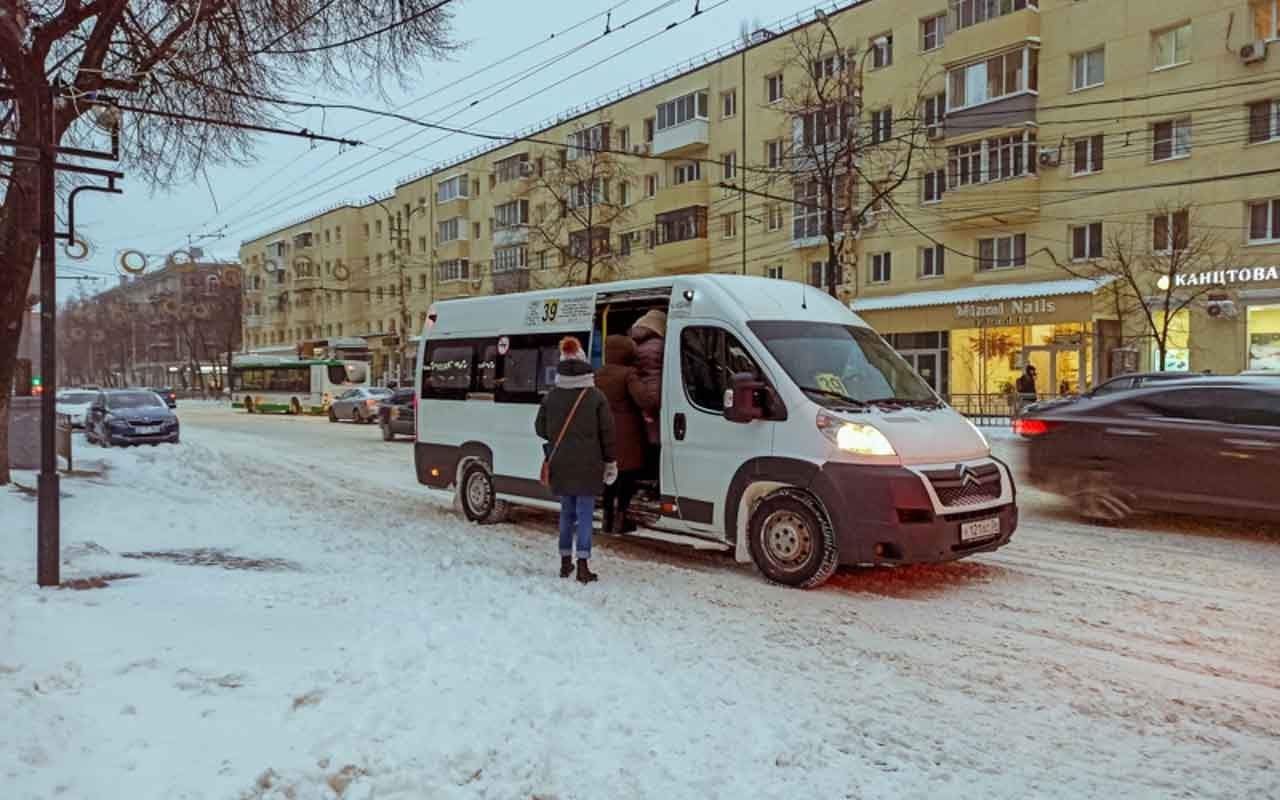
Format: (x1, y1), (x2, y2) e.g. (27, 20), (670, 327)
(946, 392), (1069, 427)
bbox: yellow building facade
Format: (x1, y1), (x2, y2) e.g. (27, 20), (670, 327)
(240, 0), (1280, 389)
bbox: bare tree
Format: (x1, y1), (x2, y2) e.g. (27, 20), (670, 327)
(0, 0), (458, 483)
(517, 116), (634, 287)
(771, 20), (937, 299)
(1054, 205), (1242, 372)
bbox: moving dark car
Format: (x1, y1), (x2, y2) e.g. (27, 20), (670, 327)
(378, 388), (416, 441)
(1023, 376), (1280, 523)
(147, 387), (178, 408)
(1017, 371), (1207, 422)
(87, 390), (181, 447)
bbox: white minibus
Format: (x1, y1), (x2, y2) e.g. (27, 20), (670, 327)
(414, 275), (1017, 588)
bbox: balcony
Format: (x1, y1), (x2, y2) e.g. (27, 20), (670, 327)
(493, 226), (529, 247)
(652, 119), (709, 157)
(436, 239), (471, 261)
(292, 274), (321, 290)
(434, 279), (481, 300)
(653, 237), (709, 275)
(492, 269), (530, 295)
(655, 179), (709, 215)
(945, 6), (1040, 66)
(940, 176), (1040, 224)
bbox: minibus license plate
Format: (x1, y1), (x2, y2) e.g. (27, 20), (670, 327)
(960, 517), (1000, 542)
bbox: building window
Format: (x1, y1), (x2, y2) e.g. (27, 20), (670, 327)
(437, 175), (469, 203)
(645, 174), (658, 198)
(438, 259), (470, 283)
(793, 179), (822, 240)
(643, 117), (655, 143)
(418, 235), (428, 253)
(1071, 222), (1104, 261)
(869, 108), (893, 145)
(618, 127), (630, 152)
(618, 231), (638, 256)
(438, 217), (463, 243)
(1247, 303), (1280, 371)
(870, 252), (892, 284)
(921, 14), (946, 51)
(722, 89), (737, 118)
(800, 104), (850, 147)
(619, 181), (632, 206)
(673, 161), (702, 185)
(494, 246), (528, 273)
(977, 233), (1027, 270)
(809, 261), (843, 289)
(374, 220), (382, 236)
(766, 73), (784, 103)
(1152, 22), (1191, 70)
(418, 274), (427, 290)
(494, 153), (530, 183)
(947, 130), (1037, 188)
(721, 151), (737, 180)
(494, 199), (529, 229)
(656, 206), (708, 244)
(1072, 134), (1104, 175)
(567, 123), (609, 160)
(920, 245), (945, 278)
(922, 94), (946, 138)
(923, 169), (946, 203)
(767, 204), (784, 232)
(766, 139), (784, 168)
(1152, 209), (1190, 253)
(947, 47), (1038, 111)
(870, 33), (893, 69)
(656, 92), (708, 132)
(1071, 47), (1105, 91)
(766, 265), (785, 280)
(1253, 0), (1280, 40)
(1248, 199), (1280, 244)
(1152, 118), (1191, 162)
(949, 0), (1036, 32)
(1248, 99), (1280, 144)
(722, 213), (738, 239)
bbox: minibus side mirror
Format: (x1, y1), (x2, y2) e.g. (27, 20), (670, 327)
(724, 372), (768, 424)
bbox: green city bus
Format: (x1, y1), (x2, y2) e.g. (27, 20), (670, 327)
(230, 355), (370, 415)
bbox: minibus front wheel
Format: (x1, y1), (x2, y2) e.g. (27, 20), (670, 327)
(459, 460), (510, 524)
(747, 490), (838, 589)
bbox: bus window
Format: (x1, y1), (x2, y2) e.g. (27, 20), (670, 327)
(537, 344), (560, 393)
(502, 344), (539, 395)
(329, 363), (367, 385)
(477, 344), (499, 392)
(424, 343), (473, 399)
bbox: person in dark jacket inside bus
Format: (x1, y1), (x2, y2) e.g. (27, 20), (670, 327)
(535, 336), (617, 583)
(596, 335), (648, 533)
(629, 308), (666, 474)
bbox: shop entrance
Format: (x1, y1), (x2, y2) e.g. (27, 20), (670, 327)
(1022, 343), (1087, 397)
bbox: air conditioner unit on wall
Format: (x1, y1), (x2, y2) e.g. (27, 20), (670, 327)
(1038, 147), (1061, 168)
(1207, 299), (1239, 319)
(632, 143), (650, 155)
(1241, 40), (1268, 64)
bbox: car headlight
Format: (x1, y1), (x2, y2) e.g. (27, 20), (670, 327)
(816, 410), (896, 456)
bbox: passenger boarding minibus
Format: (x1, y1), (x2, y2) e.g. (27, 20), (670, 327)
(414, 276), (1017, 588)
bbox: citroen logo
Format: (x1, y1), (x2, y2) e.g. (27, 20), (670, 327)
(958, 464), (980, 489)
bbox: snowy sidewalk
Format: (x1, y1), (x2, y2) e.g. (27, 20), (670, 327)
(2, 414), (1279, 799)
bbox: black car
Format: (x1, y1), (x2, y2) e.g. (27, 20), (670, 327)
(1023, 376), (1280, 523)
(378, 388), (416, 441)
(147, 387), (178, 408)
(1019, 371), (1207, 420)
(86, 389), (181, 447)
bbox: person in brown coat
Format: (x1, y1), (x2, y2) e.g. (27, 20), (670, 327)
(629, 309), (667, 459)
(596, 335), (648, 533)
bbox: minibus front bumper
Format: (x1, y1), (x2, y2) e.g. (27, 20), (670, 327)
(815, 461), (1017, 566)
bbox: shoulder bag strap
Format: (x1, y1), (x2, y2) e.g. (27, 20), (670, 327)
(548, 389), (589, 460)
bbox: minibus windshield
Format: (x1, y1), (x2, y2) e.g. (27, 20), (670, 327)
(749, 322), (938, 407)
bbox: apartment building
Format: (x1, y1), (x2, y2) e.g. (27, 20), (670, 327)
(240, 0), (1280, 393)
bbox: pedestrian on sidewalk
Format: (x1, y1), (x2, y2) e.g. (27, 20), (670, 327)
(1015, 364), (1038, 414)
(596, 334), (647, 534)
(535, 336), (617, 583)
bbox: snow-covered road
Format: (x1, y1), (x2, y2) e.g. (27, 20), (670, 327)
(2, 405), (1278, 800)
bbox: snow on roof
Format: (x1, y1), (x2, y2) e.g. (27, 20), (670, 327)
(849, 277), (1112, 312)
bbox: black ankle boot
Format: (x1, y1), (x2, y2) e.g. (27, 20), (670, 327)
(560, 555), (573, 578)
(602, 508), (615, 535)
(576, 558), (598, 584)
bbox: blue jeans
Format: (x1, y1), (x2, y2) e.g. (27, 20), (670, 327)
(558, 495), (595, 559)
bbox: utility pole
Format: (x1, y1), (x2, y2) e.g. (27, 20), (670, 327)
(369, 196), (410, 385)
(37, 87), (59, 587)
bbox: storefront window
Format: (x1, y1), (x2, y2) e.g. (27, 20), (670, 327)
(1151, 310), (1190, 371)
(949, 323), (1091, 401)
(1248, 304), (1280, 371)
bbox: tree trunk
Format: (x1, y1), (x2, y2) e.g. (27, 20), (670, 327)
(0, 169), (42, 485)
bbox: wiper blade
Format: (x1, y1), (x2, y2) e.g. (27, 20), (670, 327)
(867, 396), (944, 408)
(797, 386), (868, 407)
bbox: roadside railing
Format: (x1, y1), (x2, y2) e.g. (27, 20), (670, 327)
(946, 392), (1072, 427)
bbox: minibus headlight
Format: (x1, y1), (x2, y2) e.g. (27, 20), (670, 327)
(816, 411), (896, 456)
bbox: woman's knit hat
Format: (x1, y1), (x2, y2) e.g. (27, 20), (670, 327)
(559, 336), (587, 362)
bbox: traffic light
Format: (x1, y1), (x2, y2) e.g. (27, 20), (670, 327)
(31, 375), (43, 396)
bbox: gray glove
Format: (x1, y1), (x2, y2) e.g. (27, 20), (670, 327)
(603, 462), (619, 486)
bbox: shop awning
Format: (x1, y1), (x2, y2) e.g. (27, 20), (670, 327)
(850, 277), (1112, 313)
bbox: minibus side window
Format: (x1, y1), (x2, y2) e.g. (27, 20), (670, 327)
(423, 341), (473, 400)
(680, 327), (762, 414)
(477, 344), (499, 392)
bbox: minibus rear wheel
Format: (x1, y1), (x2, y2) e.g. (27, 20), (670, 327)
(459, 461), (510, 524)
(747, 490), (838, 589)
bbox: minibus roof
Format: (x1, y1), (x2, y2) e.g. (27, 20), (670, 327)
(425, 275), (867, 338)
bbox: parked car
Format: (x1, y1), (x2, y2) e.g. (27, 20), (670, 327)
(55, 390), (98, 428)
(147, 387), (178, 408)
(377, 388), (416, 440)
(1022, 376), (1280, 523)
(1015, 371), (1210, 427)
(328, 387), (393, 423)
(86, 389), (181, 447)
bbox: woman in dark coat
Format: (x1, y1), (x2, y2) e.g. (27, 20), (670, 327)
(629, 309), (667, 473)
(535, 336), (617, 583)
(596, 335), (648, 533)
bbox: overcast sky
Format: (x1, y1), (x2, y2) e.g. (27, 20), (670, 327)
(56, 0), (831, 296)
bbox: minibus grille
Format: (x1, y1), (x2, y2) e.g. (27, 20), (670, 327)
(923, 462), (1002, 508)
